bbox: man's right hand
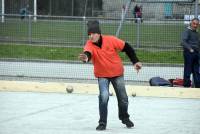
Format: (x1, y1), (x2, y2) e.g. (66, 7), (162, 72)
(79, 53), (88, 62)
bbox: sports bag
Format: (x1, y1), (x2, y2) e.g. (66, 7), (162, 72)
(149, 77), (172, 87)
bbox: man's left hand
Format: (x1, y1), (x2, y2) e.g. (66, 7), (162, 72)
(134, 62), (142, 73)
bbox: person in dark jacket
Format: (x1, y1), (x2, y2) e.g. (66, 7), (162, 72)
(79, 20), (142, 130)
(133, 5), (142, 23)
(19, 5), (30, 20)
(181, 18), (200, 88)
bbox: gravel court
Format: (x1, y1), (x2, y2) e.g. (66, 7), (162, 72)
(0, 91), (200, 134)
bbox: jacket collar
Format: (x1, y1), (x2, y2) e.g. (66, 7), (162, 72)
(93, 35), (102, 48)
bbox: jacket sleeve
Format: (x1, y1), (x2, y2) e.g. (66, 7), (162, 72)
(83, 51), (91, 62)
(122, 42), (139, 65)
(181, 29), (192, 51)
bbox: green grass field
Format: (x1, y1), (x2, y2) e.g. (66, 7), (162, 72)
(0, 19), (185, 47)
(0, 19), (185, 64)
(0, 44), (183, 64)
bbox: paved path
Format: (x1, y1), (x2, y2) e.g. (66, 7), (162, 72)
(0, 61), (183, 82)
(0, 91), (199, 134)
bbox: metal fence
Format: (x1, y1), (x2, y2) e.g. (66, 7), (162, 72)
(0, 14), (186, 48)
(0, 0), (199, 85)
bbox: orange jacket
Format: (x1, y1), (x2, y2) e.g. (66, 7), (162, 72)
(84, 35), (125, 78)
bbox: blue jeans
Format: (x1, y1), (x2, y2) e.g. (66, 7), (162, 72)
(97, 75), (130, 125)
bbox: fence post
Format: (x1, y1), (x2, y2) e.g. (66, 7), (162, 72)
(136, 18), (141, 48)
(116, 0), (132, 37)
(1, 0), (5, 23)
(194, 0), (199, 18)
(82, 16), (86, 46)
(33, 0), (37, 22)
(28, 15), (32, 44)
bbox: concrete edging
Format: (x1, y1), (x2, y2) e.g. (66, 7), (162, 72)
(0, 80), (200, 99)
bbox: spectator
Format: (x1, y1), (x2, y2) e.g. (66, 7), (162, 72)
(19, 5), (29, 20)
(133, 5), (142, 23)
(181, 18), (200, 88)
(79, 20), (142, 130)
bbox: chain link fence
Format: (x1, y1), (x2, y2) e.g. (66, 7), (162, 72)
(0, 14), (188, 48)
(0, 0), (199, 84)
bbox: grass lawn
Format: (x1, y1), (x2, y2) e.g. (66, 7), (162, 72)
(0, 19), (185, 64)
(0, 19), (185, 47)
(0, 44), (183, 64)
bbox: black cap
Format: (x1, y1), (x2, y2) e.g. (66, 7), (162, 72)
(87, 20), (101, 35)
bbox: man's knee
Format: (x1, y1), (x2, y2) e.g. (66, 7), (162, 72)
(99, 92), (109, 104)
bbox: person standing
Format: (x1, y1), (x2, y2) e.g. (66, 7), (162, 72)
(133, 5), (142, 23)
(181, 18), (200, 88)
(79, 20), (142, 130)
(19, 5), (29, 20)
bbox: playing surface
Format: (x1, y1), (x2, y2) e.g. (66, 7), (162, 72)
(0, 91), (199, 134)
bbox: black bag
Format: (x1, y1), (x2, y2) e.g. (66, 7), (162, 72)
(149, 77), (172, 87)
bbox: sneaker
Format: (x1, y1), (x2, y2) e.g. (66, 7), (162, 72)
(122, 118), (134, 128)
(96, 123), (106, 131)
